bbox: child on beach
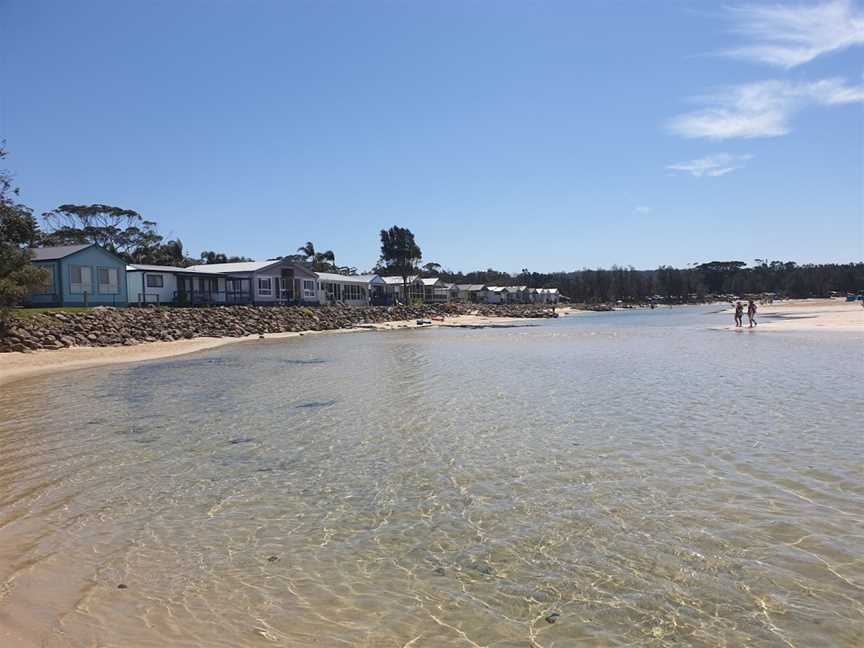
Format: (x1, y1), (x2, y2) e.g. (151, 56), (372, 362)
(747, 300), (758, 327)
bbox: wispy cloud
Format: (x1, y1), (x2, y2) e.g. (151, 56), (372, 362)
(668, 153), (753, 177)
(633, 205), (654, 214)
(667, 78), (864, 139)
(723, 0), (864, 68)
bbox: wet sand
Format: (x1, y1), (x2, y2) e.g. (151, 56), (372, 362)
(0, 312), (562, 387)
(715, 298), (863, 333)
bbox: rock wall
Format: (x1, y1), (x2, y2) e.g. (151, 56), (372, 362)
(0, 303), (558, 353)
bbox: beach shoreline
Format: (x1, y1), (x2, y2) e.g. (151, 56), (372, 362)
(3, 300), (857, 386)
(0, 310), (575, 387)
(711, 298), (863, 333)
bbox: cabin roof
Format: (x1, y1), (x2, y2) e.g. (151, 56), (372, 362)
(380, 275), (417, 285)
(184, 261), (277, 274)
(316, 272), (374, 284)
(183, 260), (317, 277)
(29, 244), (93, 261)
(127, 263), (207, 274)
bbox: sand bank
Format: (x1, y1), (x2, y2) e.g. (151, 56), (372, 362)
(0, 312), (559, 387)
(715, 298), (863, 333)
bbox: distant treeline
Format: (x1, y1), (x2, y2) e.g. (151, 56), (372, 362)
(437, 261), (864, 303)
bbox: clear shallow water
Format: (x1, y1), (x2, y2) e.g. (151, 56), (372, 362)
(1, 307), (862, 648)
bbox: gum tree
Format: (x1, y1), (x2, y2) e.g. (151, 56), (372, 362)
(379, 226), (421, 304)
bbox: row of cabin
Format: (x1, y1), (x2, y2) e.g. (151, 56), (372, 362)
(23, 244), (562, 307)
(459, 285), (561, 304)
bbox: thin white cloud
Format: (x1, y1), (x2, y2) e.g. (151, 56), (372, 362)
(723, 0), (864, 68)
(667, 78), (864, 139)
(633, 205), (654, 214)
(667, 153), (753, 177)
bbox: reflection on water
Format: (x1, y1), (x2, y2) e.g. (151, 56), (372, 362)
(1, 308), (862, 647)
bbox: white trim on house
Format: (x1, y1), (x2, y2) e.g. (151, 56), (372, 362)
(184, 260), (319, 304)
(316, 272), (379, 306)
(126, 264), (230, 305)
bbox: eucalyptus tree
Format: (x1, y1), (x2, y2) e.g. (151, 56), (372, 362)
(379, 226), (421, 303)
(422, 262), (441, 276)
(42, 204), (161, 260)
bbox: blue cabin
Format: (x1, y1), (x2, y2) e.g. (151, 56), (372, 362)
(27, 244), (128, 307)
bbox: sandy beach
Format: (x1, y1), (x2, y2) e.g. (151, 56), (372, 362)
(714, 298), (863, 333)
(0, 311), (565, 387)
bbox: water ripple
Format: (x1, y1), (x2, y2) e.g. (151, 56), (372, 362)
(0, 308), (861, 647)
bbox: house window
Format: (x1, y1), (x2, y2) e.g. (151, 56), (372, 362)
(33, 268), (55, 295)
(228, 278), (250, 294)
(146, 274), (164, 288)
(97, 267), (119, 294)
(322, 282), (336, 300)
(257, 277), (272, 296)
(70, 265), (92, 294)
(302, 279), (316, 298)
(345, 284), (361, 300)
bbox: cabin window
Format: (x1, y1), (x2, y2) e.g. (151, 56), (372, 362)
(302, 279), (316, 298)
(257, 277), (272, 296)
(69, 265), (92, 294)
(146, 274), (164, 288)
(198, 277), (216, 292)
(228, 278), (250, 294)
(97, 267), (119, 294)
(343, 284), (362, 300)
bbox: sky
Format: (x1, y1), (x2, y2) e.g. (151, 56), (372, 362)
(2, 0), (862, 273)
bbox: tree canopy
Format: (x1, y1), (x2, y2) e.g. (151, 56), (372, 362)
(421, 262), (441, 276)
(199, 250), (254, 265)
(0, 147), (48, 320)
(297, 241), (336, 272)
(436, 261), (863, 303)
(42, 204), (161, 258)
(379, 226), (422, 300)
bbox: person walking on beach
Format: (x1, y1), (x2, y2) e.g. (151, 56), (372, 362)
(747, 300), (758, 328)
(734, 301), (744, 327)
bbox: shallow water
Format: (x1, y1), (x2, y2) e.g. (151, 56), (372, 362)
(1, 307), (862, 647)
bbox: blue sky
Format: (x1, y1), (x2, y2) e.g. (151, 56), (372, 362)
(2, 0), (862, 272)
